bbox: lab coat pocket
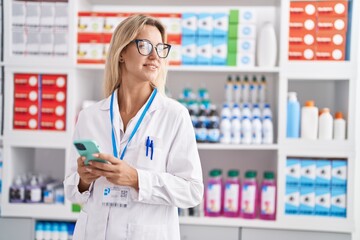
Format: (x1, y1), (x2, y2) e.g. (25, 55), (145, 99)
(128, 224), (166, 240)
(72, 211), (88, 240)
(136, 136), (165, 172)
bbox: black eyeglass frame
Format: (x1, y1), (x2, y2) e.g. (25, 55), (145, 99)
(131, 39), (172, 59)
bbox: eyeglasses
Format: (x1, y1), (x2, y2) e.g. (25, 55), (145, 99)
(132, 39), (171, 58)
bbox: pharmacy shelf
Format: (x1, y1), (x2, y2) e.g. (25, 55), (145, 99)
(197, 143), (278, 150)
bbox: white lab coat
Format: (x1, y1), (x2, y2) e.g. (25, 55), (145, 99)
(64, 89), (204, 240)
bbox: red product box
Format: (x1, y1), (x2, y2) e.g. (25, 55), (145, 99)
(41, 89), (66, 103)
(289, 15), (317, 31)
(289, 29), (316, 46)
(14, 101), (39, 116)
(14, 74), (39, 90)
(41, 74), (67, 90)
(103, 12), (130, 33)
(13, 115), (38, 130)
(290, 2), (317, 18)
(14, 89), (39, 102)
(40, 116), (66, 131)
(317, 16), (348, 33)
(78, 12), (105, 33)
(41, 102), (66, 118)
(77, 33), (105, 64)
(316, 30), (346, 50)
(289, 45), (316, 60)
(317, 1), (348, 17)
(316, 45), (345, 61)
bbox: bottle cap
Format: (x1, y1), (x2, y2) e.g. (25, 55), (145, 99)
(288, 92), (297, 101)
(319, 108), (330, 115)
(236, 75), (240, 82)
(210, 169), (222, 177)
(261, 75), (266, 82)
(244, 75), (249, 82)
(305, 100), (315, 107)
(335, 112), (343, 119)
(264, 171), (274, 179)
(228, 169), (239, 177)
(227, 75), (232, 82)
(245, 170), (257, 178)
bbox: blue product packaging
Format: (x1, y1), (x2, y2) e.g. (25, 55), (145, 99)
(238, 24), (256, 39)
(286, 92), (300, 138)
(212, 12), (228, 36)
(300, 159), (316, 187)
(315, 188), (331, 216)
(212, 36), (227, 65)
(197, 13), (213, 36)
(286, 158), (301, 187)
(196, 36), (212, 65)
(181, 13), (197, 36)
(239, 8), (257, 24)
(316, 160), (331, 188)
(181, 35), (197, 65)
(238, 39), (256, 53)
(285, 187), (300, 215)
(331, 188), (347, 218)
(299, 187), (315, 215)
(331, 160), (347, 189)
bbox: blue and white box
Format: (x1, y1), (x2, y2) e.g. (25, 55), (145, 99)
(196, 36), (212, 65)
(285, 187), (300, 215)
(181, 36), (197, 65)
(197, 13), (213, 36)
(238, 24), (256, 39)
(286, 158), (301, 187)
(182, 13), (197, 36)
(316, 160), (331, 188)
(212, 36), (227, 65)
(331, 188), (347, 218)
(331, 160), (347, 189)
(238, 39), (256, 53)
(315, 188), (331, 216)
(301, 159), (316, 187)
(212, 12), (228, 37)
(299, 187), (315, 215)
(239, 8), (257, 24)
(237, 53), (254, 67)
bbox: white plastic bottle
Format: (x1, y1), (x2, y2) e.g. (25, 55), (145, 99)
(234, 75), (241, 103)
(333, 112), (346, 140)
(252, 104), (261, 118)
(250, 75), (258, 104)
(258, 75), (267, 103)
(262, 116), (274, 144)
(252, 116), (262, 144)
(301, 100), (319, 140)
(221, 103), (232, 119)
(262, 103), (273, 119)
(241, 116), (252, 144)
(231, 116), (241, 144)
(220, 116), (232, 144)
(231, 103), (241, 119)
(318, 108), (333, 140)
(257, 22), (277, 67)
(225, 75), (233, 103)
(242, 103), (252, 119)
(242, 75), (250, 103)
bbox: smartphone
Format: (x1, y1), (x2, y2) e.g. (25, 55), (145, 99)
(73, 139), (108, 165)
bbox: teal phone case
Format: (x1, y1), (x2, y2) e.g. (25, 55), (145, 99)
(73, 139), (108, 165)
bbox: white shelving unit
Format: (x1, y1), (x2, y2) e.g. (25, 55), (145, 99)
(1, 0), (359, 239)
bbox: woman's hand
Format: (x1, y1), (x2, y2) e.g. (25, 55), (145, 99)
(86, 153), (139, 190)
(77, 156), (101, 193)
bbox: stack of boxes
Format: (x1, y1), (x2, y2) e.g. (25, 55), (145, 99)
(13, 73), (67, 131)
(11, 1), (69, 57)
(288, 0), (349, 61)
(285, 158), (347, 218)
(227, 9), (257, 67)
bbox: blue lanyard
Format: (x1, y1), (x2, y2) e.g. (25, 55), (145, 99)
(110, 88), (157, 160)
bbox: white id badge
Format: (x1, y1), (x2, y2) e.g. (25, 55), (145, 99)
(102, 186), (130, 208)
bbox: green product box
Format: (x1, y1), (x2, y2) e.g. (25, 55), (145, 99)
(228, 24), (238, 39)
(229, 9), (239, 24)
(227, 53), (237, 66)
(228, 39), (238, 53)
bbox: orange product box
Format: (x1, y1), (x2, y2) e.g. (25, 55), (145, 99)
(290, 2), (317, 17)
(14, 73), (39, 89)
(289, 15), (316, 31)
(14, 101), (39, 116)
(41, 74), (67, 90)
(317, 16), (348, 32)
(78, 12), (105, 33)
(317, 1), (348, 17)
(40, 116), (66, 131)
(288, 45), (316, 60)
(316, 45), (345, 61)
(13, 115), (38, 130)
(167, 34), (182, 66)
(41, 102), (66, 118)
(103, 12), (129, 33)
(316, 30), (346, 48)
(77, 33), (105, 64)
(289, 28), (316, 46)
(14, 89), (39, 102)
(41, 89), (66, 103)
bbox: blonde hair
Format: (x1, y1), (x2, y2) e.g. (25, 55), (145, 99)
(103, 14), (168, 97)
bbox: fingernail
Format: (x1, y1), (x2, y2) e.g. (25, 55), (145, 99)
(93, 153), (99, 157)
(82, 156), (86, 161)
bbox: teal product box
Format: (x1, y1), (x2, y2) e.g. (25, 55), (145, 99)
(212, 12), (228, 36)
(315, 188), (331, 216)
(285, 187), (300, 215)
(197, 13), (212, 36)
(238, 39), (256, 53)
(181, 35), (197, 65)
(196, 36), (212, 65)
(299, 187), (315, 215)
(331, 188), (347, 218)
(301, 159), (316, 187)
(316, 160), (331, 188)
(331, 160), (347, 189)
(238, 24), (256, 39)
(212, 36), (227, 65)
(239, 8), (257, 24)
(182, 13), (197, 36)
(286, 158), (301, 187)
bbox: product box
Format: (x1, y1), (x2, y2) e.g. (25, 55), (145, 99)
(181, 35), (197, 65)
(229, 9), (239, 24)
(77, 33), (103, 63)
(14, 101), (39, 117)
(26, 2), (41, 27)
(168, 38), (182, 66)
(26, 30), (40, 55)
(12, 29), (26, 55)
(40, 116), (65, 131)
(14, 74), (39, 89)
(13, 115), (38, 130)
(157, 13), (182, 35)
(54, 2), (68, 27)
(196, 36), (212, 65)
(197, 13), (213, 36)
(299, 187), (315, 215)
(316, 160), (331, 188)
(289, 15), (316, 32)
(39, 29), (54, 56)
(78, 12), (105, 33)
(103, 13), (128, 33)
(316, 47), (345, 61)
(331, 160), (347, 189)
(12, 1), (26, 26)
(317, 1), (348, 18)
(289, 29), (316, 46)
(238, 24), (256, 39)
(288, 45), (316, 60)
(331, 188), (346, 218)
(41, 89), (66, 104)
(286, 158), (301, 187)
(285, 187), (300, 215)
(41, 74), (66, 89)
(239, 8), (257, 24)
(182, 13), (197, 36)
(301, 159), (316, 187)
(317, 16), (348, 32)
(289, 2), (317, 18)
(236, 53), (254, 67)
(238, 39), (256, 53)
(316, 30), (346, 48)
(227, 52), (236, 66)
(212, 12), (228, 37)
(40, 2), (55, 27)
(54, 30), (68, 56)
(212, 36), (227, 65)
(315, 188), (331, 216)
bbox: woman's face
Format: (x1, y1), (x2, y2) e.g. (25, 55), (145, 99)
(121, 25), (164, 84)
